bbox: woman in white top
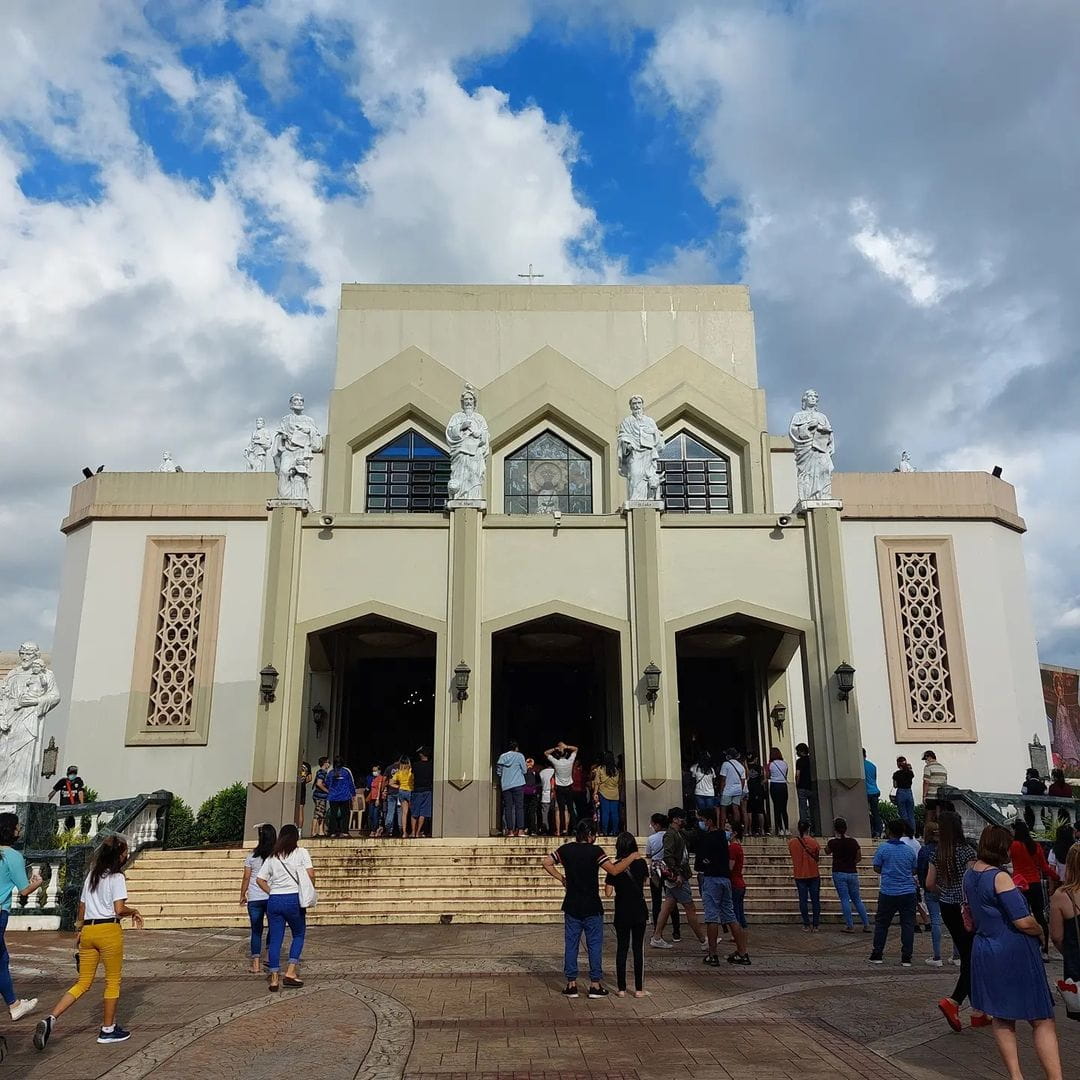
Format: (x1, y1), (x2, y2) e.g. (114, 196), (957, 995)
(543, 742), (578, 838)
(767, 747), (791, 837)
(256, 824), (315, 991)
(689, 752), (717, 811)
(240, 823), (277, 974)
(34, 835), (143, 1052)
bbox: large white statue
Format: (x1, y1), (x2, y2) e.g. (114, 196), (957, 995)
(272, 394), (324, 502)
(445, 385), (490, 503)
(617, 395), (664, 502)
(244, 418), (273, 471)
(0, 642), (61, 800)
(789, 388), (835, 502)
(158, 451), (180, 472)
(897, 450), (916, 473)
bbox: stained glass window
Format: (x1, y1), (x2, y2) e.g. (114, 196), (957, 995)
(660, 432), (732, 513)
(504, 430), (592, 515)
(366, 430), (450, 513)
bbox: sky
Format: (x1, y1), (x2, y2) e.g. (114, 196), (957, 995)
(2, 0), (1079, 665)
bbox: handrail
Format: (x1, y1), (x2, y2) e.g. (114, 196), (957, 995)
(939, 786), (1079, 836)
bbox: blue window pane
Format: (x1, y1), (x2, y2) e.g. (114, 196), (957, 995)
(366, 428), (451, 513)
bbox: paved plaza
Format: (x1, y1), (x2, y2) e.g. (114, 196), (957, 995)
(3, 922), (1078, 1079)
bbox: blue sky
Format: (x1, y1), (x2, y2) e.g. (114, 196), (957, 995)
(1, 1), (1079, 665)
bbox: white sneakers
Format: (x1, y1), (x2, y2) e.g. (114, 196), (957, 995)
(9, 999), (37, 1022)
(649, 937), (673, 949)
(924, 958), (944, 967)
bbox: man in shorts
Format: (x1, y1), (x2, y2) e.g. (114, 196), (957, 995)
(649, 807), (706, 949)
(545, 742), (578, 837)
(717, 748), (747, 830)
(697, 808), (750, 965)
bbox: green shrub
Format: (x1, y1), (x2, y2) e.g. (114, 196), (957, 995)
(194, 782), (247, 846)
(164, 796), (200, 849)
(877, 798), (926, 831)
(83, 788), (99, 804)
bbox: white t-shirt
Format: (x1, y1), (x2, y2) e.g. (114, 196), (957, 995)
(547, 751), (576, 787)
(256, 848), (313, 895)
(768, 760), (789, 783)
(690, 765), (715, 797)
(539, 767), (555, 803)
(81, 871), (127, 921)
(719, 759), (747, 796)
(900, 836), (921, 857)
(244, 853), (268, 902)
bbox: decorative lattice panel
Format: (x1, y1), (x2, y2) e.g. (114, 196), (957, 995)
(146, 552), (205, 728)
(894, 551), (956, 726)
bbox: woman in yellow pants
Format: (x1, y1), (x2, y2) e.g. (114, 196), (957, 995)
(34, 835), (142, 1051)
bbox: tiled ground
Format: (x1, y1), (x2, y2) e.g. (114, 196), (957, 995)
(2, 922), (1077, 1078)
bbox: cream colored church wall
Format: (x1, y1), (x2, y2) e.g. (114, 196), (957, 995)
(769, 443), (798, 515)
(335, 284), (758, 391)
(841, 518), (1046, 794)
(49, 519), (269, 807)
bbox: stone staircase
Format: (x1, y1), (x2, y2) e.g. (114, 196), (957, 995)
(127, 836), (885, 929)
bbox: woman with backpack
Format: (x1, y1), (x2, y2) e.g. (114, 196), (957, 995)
(34, 835), (143, 1051)
(239, 823), (277, 973)
(256, 824), (316, 992)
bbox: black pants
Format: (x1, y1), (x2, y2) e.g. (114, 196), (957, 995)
(650, 878), (680, 934)
(616, 923), (646, 991)
(939, 900), (973, 1005)
(769, 782), (789, 832)
(872, 892), (916, 961)
(328, 800), (351, 835)
(524, 794), (541, 834)
(1027, 879), (1049, 951)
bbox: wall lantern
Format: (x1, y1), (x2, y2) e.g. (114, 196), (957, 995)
(770, 701), (787, 736)
(259, 664), (279, 705)
(644, 662), (662, 708)
(454, 661), (471, 703)
(311, 702), (328, 735)
(834, 661), (856, 703)
(40, 736), (60, 779)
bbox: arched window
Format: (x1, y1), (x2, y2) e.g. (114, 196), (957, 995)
(366, 430), (450, 512)
(504, 430), (593, 515)
(660, 431), (732, 513)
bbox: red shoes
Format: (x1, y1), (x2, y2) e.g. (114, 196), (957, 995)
(937, 998), (962, 1032)
(970, 1013), (993, 1028)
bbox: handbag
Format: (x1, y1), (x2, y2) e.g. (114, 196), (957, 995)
(279, 855), (318, 911)
(1057, 893), (1080, 1020)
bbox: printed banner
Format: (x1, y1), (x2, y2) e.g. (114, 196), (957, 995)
(1043, 665), (1080, 775)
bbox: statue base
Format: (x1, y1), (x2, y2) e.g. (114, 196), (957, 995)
(795, 499), (844, 514)
(0, 799), (58, 849)
(267, 498), (311, 513)
(446, 499), (487, 511)
(622, 500), (665, 511)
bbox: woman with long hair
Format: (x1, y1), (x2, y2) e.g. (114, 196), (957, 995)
(604, 831), (650, 997)
(826, 817), (870, 934)
(965, 825), (1062, 1080)
(591, 752), (622, 837)
(788, 819), (821, 932)
(926, 810), (987, 1031)
(1049, 823), (1075, 879)
(239, 823), (277, 973)
(690, 750), (716, 814)
(1050, 846), (1080, 1013)
(766, 747), (790, 837)
(34, 835), (143, 1051)
(256, 824), (314, 991)
(1010, 819), (1057, 959)
(0, 813), (43, 1022)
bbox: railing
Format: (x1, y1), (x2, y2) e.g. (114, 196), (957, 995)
(940, 786), (1080, 838)
(9, 790), (173, 931)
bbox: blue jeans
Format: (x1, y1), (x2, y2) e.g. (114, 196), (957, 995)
(732, 887), (747, 929)
(795, 877), (821, 927)
(385, 791), (400, 834)
(367, 803), (381, 832)
(0, 910), (15, 1005)
(247, 899), (268, 959)
(266, 893), (306, 972)
(599, 796), (620, 835)
(832, 872), (869, 929)
(564, 913), (603, 982)
(895, 788), (916, 830)
(502, 786), (524, 832)
(925, 890), (944, 959)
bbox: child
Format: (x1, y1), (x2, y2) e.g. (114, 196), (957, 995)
(729, 822), (748, 933)
(365, 764), (384, 836)
(311, 756), (330, 837)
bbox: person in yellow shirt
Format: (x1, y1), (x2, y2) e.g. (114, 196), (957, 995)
(390, 757), (414, 838)
(590, 752), (622, 836)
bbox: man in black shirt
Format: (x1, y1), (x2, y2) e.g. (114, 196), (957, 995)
(542, 819), (642, 998)
(410, 747), (434, 838)
(697, 809), (750, 966)
(795, 743), (817, 834)
(50, 766), (86, 831)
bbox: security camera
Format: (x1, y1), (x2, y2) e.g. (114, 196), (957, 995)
(776, 515), (791, 528)
(320, 514), (334, 527)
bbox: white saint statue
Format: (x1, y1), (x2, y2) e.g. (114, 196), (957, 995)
(244, 418), (273, 471)
(272, 394), (324, 502)
(158, 451), (180, 472)
(789, 388), (835, 502)
(617, 395), (664, 502)
(897, 450), (916, 473)
(0, 642), (61, 800)
(445, 385), (490, 502)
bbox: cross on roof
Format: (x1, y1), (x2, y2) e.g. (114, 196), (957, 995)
(517, 263), (544, 284)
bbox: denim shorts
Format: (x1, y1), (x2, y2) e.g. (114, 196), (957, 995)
(411, 790), (432, 819)
(663, 878), (693, 905)
(719, 791), (743, 807)
(701, 876), (736, 924)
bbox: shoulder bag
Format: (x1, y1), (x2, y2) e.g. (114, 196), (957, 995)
(278, 855), (318, 911)
(1056, 892), (1080, 1020)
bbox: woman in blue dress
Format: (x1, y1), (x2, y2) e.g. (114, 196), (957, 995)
(965, 825), (1062, 1080)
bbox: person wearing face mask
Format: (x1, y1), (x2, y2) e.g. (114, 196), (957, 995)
(50, 766), (87, 831)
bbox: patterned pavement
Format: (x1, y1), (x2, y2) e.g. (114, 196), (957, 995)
(2, 922), (1078, 1078)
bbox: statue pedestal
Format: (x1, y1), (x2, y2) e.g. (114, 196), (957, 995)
(622, 500), (665, 511)
(267, 498), (311, 513)
(0, 799), (58, 849)
(795, 498), (843, 514)
(446, 499), (487, 511)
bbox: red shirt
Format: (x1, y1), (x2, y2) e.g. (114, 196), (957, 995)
(1009, 840), (1057, 886)
(729, 840), (746, 890)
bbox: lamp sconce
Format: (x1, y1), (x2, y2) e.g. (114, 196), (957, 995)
(259, 664), (279, 705)
(834, 661), (855, 705)
(453, 660), (471, 703)
(40, 735), (60, 779)
(770, 701), (787, 737)
(644, 662), (661, 710)
(311, 702), (328, 735)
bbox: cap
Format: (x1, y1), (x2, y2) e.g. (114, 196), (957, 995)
(921, 750), (935, 761)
